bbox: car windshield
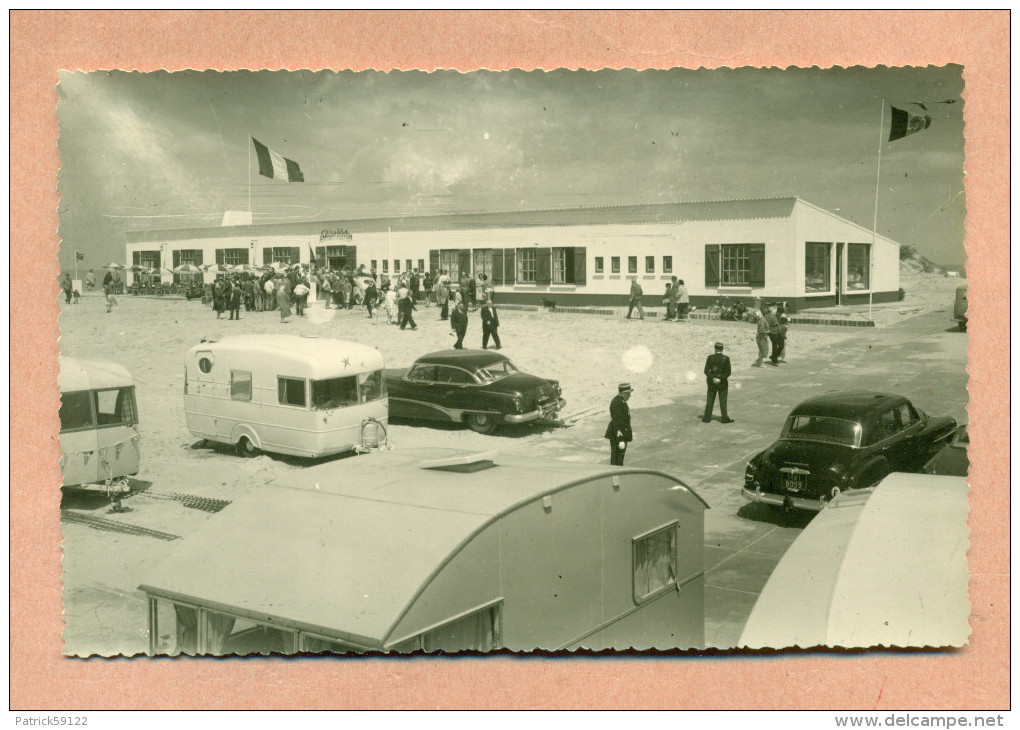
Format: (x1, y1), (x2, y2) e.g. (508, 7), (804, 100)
(781, 415), (861, 447)
(474, 359), (520, 384)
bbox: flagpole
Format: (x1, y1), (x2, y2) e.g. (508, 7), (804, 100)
(869, 98), (885, 321)
(248, 133), (255, 268)
(74, 251), (79, 281)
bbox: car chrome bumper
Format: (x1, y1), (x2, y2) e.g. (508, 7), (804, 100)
(503, 398), (567, 424)
(741, 486), (825, 512)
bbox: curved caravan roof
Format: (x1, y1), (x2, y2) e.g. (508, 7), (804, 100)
(739, 473), (970, 649)
(140, 448), (708, 649)
(185, 335), (385, 377)
(58, 356), (134, 392)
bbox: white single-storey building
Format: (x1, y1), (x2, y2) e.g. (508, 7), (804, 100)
(125, 197), (900, 310)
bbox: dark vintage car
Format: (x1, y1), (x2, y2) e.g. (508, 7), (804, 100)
(385, 350), (566, 434)
(742, 391), (957, 512)
(923, 425), (969, 476)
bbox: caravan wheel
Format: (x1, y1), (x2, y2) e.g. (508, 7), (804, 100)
(236, 436), (260, 458)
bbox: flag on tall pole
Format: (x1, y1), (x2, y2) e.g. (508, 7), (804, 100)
(251, 137), (304, 182)
(75, 251), (85, 261)
(889, 106), (932, 142)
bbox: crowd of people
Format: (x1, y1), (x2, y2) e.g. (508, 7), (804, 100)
(189, 264), (502, 338)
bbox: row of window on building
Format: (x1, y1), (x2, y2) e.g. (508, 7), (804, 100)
(135, 240), (871, 292)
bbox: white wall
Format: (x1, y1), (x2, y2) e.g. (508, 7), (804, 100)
(794, 201), (901, 297)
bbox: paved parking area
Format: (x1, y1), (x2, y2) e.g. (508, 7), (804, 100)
(549, 310), (968, 647)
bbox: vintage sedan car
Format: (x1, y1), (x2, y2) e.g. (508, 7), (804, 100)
(742, 391), (957, 512)
(386, 350), (565, 434)
(923, 425), (969, 476)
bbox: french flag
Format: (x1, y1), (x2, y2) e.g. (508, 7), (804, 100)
(252, 137), (304, 182)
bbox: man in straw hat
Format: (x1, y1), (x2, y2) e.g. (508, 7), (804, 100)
(605, 383), (634, 466)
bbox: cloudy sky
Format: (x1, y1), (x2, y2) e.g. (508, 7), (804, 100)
(57, 66), (966, 270)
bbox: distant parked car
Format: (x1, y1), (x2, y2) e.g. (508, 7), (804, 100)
(742, 391), (957, 512)
(923, 425), (969, 477)
(385, 350), (565, 434)
(954, 285), (968, 332)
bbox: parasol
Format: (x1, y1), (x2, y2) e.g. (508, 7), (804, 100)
(104, 262), (127, 270)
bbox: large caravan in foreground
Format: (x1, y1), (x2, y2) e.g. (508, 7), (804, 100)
(183, 335), (388, 458)
(140, 448), (709, 655)
(58, 356), (140, 506)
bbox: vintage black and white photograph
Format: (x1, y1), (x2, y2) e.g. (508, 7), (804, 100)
(55, 66), (969, 657)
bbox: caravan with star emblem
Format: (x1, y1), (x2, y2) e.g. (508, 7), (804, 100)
(183, 335), (388, 459)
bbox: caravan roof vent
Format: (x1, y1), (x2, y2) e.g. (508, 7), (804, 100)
(421, 451), (499, 473)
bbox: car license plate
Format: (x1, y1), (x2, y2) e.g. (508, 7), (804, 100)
(780, 467), (809, 493)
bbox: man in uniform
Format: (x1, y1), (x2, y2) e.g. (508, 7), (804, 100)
(703, 342), (733, 424)
(605, 383), (634, 466)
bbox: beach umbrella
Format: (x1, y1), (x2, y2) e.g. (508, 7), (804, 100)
(229, 264), (257, 274)
(267, 262), (288, 273)
(203, 263), (230, 273)
(173, 264), (203, 274)
(128, 264), (148, 273)
(105, 262), (126, 270)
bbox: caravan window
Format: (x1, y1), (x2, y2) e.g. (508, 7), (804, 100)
(311, 376), (359, 410)
(93, 387), (138, 427)
(278, 377), (307, 407)
(59, 391), (94, 432)
(231, 371), (252, 401)
(359, 370), (386, 402)
(632, 522), (678, 604)
(421, 604), (503, 653)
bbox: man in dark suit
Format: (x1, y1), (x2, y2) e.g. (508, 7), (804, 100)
(450, 300), (469, 349)
(605, 383), (634, 465)
(480, 298), (501, 349)
(703, 342), (733, 423)
(409, 269), (419, 304)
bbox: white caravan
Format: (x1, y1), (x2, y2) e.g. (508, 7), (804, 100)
(184, 335), (388, 458)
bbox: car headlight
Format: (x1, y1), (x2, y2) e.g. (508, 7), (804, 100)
(512, 394), (523, 411)
(744, 461), (757, 486)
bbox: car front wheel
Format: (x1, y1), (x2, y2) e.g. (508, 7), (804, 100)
(466, 412), (498, 434)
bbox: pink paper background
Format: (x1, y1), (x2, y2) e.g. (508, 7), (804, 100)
(10, 10), (1009, 710)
